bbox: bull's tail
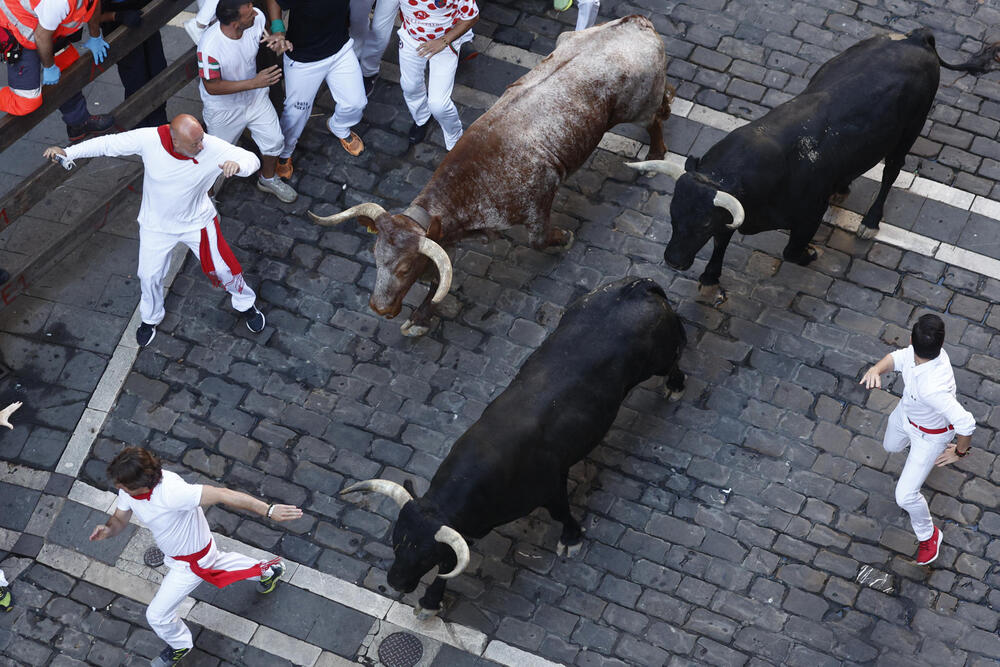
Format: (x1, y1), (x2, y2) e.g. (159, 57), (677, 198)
(939, 42), (1000, 74)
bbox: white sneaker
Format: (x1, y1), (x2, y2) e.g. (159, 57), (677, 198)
(184, 18), (206, 45)
(257, 176), (298, 203)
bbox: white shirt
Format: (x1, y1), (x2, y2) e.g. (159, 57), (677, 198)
(398, 0), (478, 45)
(64, 127), (260, 234)
(35, 0), (72, 31)
(890, 346), (976, 436)
(116, 470), (212, 559)
(197, 8), (268, 112)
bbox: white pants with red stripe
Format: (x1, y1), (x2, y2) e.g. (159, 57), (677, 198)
(882, 406), (953, 541)
(279, 40), (367, 156)
(575, 0), (599, 30)
(203, 93), (285, 157)
(351, 0), (398, 77)
(397, 29), (472, 150)
(137, 222), (255, 326)
(147, 540), (272, 649)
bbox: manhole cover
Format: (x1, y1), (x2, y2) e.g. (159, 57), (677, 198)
(378, 632), (423, 667)
(144, 546), (164, 568)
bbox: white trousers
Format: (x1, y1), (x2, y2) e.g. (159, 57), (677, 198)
(883, 405), (952, 541)
(0, 569), (7, 587)
(351, 0), (398, 77)
(279, 40), (367, 155)
(398, 30), (470, 150)
(147, 541), (272, 649)
(576, 0), (599, 30)
(137, 222), (256, 326)
(195, 0), (219, 27)
(203, 94), (285, 157)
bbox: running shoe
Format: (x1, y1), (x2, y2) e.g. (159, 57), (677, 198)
(258, 562), (284, 594)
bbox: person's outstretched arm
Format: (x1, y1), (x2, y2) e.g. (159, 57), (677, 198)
(200, 485), (302, 522)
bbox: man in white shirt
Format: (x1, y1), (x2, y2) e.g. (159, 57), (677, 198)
(198, 0), (297, 203)
(860, 314), (976, 565)
(90, 446), (303, 667)
(43, 114), (268, 348)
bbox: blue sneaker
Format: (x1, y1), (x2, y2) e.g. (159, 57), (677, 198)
(258, 562), (284, 594)
(150, 646), (190, 666)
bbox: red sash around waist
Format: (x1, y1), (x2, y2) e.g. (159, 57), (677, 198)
(172, 540), (280, 588)
(908, 418), (954, 435)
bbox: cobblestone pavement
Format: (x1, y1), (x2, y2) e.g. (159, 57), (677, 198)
(5, 0), (1000, 665)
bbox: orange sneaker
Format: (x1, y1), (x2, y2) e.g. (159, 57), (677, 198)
(339, 131), (365, 156)
(275, 157), (293, 179)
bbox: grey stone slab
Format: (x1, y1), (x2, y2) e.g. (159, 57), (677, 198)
(0, 482), (41, 531)
(46, 501), (134, 565)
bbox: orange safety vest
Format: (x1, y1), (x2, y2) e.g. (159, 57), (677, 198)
(0, 0), (96, 49)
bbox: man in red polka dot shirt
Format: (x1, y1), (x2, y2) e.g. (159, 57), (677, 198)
(396, 0), (478, 150)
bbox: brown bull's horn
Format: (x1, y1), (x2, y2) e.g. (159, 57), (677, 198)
(713, 190), (745, 230)
(308, 203), (388, 226)
(340, 479), (413, 508)
(416, 237), (453, 304)
(434, 526), (470, 579)
(626, 159), (685, 181)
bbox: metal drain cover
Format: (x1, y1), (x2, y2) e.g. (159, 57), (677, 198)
(378, 632), (423, 667)
(144, 546), (164, 568)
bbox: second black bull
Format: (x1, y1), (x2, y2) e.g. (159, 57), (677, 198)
(341, 278), (686, 618)
(631, 28), (1000, 300)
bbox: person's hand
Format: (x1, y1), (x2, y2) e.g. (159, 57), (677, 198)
(935, 443), (968, 467)
(252, 65), (283, 88)
(89, 524), (111, 541)
(43, 146), (67, 161)
(860, 366), (882, 389)
(219, 161), (241, 177)
(417, 38), (448, 59)
(268, 504), (303, 522)
(83, 32), (110, 64)
(261, 32), (292, 55)
(42, 64), (60, 85)
(0, 401), (21, 429)
(115, 9), (143, 28)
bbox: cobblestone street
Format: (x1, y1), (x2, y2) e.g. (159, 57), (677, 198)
(5, 1), (1000, 665)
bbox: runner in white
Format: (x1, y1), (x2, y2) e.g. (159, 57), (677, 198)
(43, 114), (269, 349)
(183, 0), (219, 44)
(264, 0), (367, 179)
(0, 568), (10, 613)
(198, 0), (297, 203)
(350, 0), (398, 96)
(90, 446), (303, 667)
(395, 0), (479, 150)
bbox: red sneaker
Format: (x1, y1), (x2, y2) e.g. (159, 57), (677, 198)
(916, 526), (941, 565)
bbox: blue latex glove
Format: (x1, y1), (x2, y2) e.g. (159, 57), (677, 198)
(82, 32), (110, 64)
(42, 64), (60, 85)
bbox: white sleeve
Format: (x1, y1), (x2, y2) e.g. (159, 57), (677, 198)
(162, 477), (204, 510)
(34, 0), (71, 31)
(64, 130), (147, 161)
(206, 135), (261, 177)
(926, 390), (977, 437)
(116, 489), (133, 512)
(889, 346), (912, 374)
(196, 0), (220, 27)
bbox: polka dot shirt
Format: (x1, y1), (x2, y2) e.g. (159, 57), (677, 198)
(399, 0), (479, 43)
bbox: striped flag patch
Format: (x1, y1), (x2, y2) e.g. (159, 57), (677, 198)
(197, 52), (222, 80)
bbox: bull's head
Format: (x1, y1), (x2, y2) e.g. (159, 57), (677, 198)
(340, 479), (470, 594)
(309, 203), (453, 319)
(627, 160), (744, 271)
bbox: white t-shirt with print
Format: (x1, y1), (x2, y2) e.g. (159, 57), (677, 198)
(197, 7), (268, 112)
(116, 470), (212, 559)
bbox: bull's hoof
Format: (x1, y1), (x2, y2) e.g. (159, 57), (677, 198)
(542, 230), (574, 254)
(856, 224), (878, 240)
(698, 283), (726, 307)
(664, 386), (685, 402)
(400, 319), (430, 337)
(798, 246), (822, 265)
(414, 605), (440, 621)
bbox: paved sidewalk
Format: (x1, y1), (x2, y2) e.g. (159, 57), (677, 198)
(5, 1), (1000, 666)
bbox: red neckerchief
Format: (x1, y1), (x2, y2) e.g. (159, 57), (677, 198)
(157, 125), (199, 164)
(129, 484), (156, 500)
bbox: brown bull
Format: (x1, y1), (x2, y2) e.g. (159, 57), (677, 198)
(310, 15), (672, 336)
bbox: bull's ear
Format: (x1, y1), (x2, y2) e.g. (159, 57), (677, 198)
(685, 156), (700, 171)
(403, 479), (417, 497)
(359, 216), (377, 234)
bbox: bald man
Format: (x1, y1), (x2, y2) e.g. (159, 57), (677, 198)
(44, 115), (269, 347)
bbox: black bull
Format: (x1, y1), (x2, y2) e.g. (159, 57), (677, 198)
(631, 28), (1000, 295)
(341, 278), (687, 616)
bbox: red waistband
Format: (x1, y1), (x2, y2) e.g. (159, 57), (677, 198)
(909, 418), (954, 435)
(173, 541), (212, 564)
(172, 540), (278, 588)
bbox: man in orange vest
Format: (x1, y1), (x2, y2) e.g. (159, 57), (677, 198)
(0, 0), (115, 141)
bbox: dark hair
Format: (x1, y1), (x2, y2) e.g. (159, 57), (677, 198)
(107, 446), (163, 490)
(216, 0), (251, 25)
(912, 313), (945, 360)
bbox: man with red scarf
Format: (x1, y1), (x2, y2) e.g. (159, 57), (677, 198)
(43, 114), (268, 348)
(90, 446), (303, 666)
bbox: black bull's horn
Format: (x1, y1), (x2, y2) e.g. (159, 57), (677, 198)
(340, 479), (471, 579)
(627, 160), (745, 230)
(308, 204), (454, 303)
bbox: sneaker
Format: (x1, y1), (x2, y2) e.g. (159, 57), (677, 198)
(408, 121), (428, 145)
(0, 585), (12, 612)
(66, 114), (115, 142)
(337, 129), (365, 156)
(183, 18), (205, 45)
(363, 74), (379, 97)
(257, 176), (298, 203)
(150, 646), (190, 667)
(553, 0), (573, 10)
(245, 305), (265, 333)
(258, 562), (284, 594)
(275, 157), (293, 179)
(916, 526), (942, 565)
(136, 323), (156, 347)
